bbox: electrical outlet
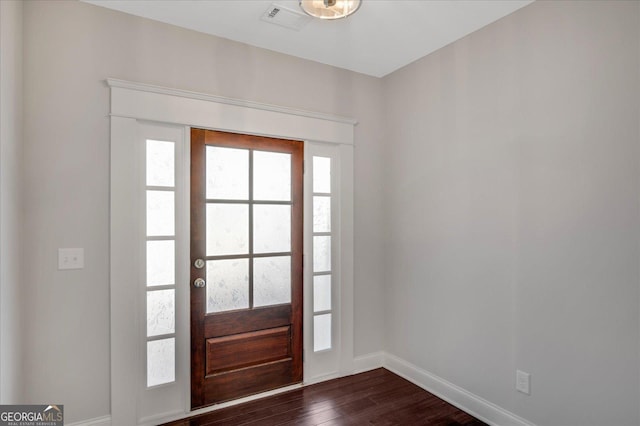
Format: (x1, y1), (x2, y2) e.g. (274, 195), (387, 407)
(516, 370), (531, 395)
(58, 248), (84, 270)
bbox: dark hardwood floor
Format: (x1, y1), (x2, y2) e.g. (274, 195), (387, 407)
(162, 368), (487, 426)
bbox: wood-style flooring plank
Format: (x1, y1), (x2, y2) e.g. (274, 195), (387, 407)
(161, 368), (487, 426)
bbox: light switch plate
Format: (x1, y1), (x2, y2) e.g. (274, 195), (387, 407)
(516, 370), (531, 395)
(58, 248), (84, 270)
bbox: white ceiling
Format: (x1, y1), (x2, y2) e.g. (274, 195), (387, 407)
(84, 0), (533, 78)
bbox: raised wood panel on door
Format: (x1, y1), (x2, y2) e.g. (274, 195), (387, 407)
(191, 128), (303, 409)
(205, 326), (291, 375)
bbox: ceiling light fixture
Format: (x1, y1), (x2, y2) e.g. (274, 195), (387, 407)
(299, 0), (362, 20)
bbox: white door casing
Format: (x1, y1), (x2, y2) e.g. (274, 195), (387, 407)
(109, 79), (356, 425)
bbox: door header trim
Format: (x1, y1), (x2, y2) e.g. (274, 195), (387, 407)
(106, 79), (357, 146)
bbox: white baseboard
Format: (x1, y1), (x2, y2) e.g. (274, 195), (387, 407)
(65, 415), (111, 426)
(138, 409), (186, 426)
(353, 351), (384, 373)
(382, 352), (536, 426)
(304, 371), (342, 385)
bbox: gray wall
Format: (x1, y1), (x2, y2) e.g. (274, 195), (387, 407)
(382, 1), (640, 425)
(22, 1), (384, 422)
(0, 0), (23, 404)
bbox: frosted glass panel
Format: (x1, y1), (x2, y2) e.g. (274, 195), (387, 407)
(253, 205), (291, 254)
(147, 338), (175, 387)
(206, 259), (249, 313)
(253, 151), (291, 201)
(147, 289), (175, 337)
(314, 314), (332, 352)
(206, 204), (249, 256)
(313, 196), (331, 233)
(146, 139), (174, 187)
(254, 256), (291, 307)
(206, 146), (249, 200)
(146, 240), (175, 286)
(147, 190), (175, 236)
(313, 236), (331, 272)
(313, 275), (331, 313)
(313, 156), (331, 193)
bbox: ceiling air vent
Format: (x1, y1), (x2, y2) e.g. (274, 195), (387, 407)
(260, 3), (312, 31)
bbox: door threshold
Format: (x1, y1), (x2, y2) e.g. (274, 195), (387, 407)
(193, 382), (304, 415)
(155, 383), (304, 426)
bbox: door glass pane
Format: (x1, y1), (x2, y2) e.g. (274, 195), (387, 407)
(314, 314), (332, 352)
(313, 156), (331, 193)
(313, 275), (331, 313)
(313, 196), (331, 233)
(206, 204), (249, 256)
(147, 338), (175, 387)
(146, 240), (175, 286)
(147, 190), (175, 236)
(206, 146), (249, 200)
(253, 205), (291, 254)
(206, 259), (249, 313)
(313, 236), (331, 272)
(253, 151), (291, 201)
(146, 139), (174, 187)
(254, 256), (291, 307)
(147, 289), (175, 337)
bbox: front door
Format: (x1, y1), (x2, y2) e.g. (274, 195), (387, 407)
(190, 128), (303, 409)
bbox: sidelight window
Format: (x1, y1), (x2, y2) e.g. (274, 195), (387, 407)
(312, 156), (333, 352)
(145, 139), (177, 387)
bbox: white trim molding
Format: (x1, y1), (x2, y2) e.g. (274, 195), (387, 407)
(108, 78), (357, 426)
(106, 79), (356, 146)
(65, 415), (112, 426)
(106, 79), (358, 126)
(382, 352), (536, 426)
(353, 351), (385, 374)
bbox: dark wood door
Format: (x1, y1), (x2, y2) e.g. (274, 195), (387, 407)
(190, 128), (303, 409)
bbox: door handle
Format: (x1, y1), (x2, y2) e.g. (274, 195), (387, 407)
(193, 278), (206, 288)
